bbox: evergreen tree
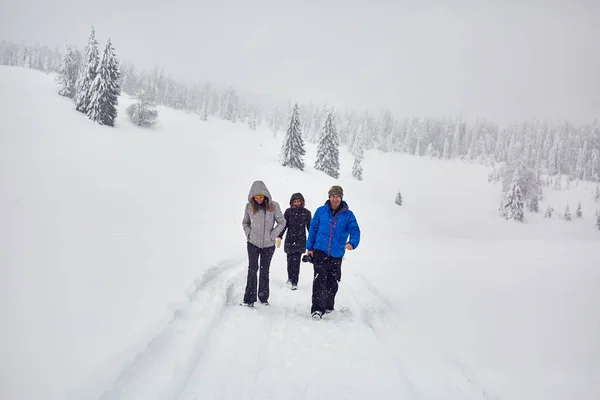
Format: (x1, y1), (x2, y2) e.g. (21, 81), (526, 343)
(528, 194), (539, 212)
(595, 184), (600, 201)
(502, 168), (524, 222)
(87, 38), (120, 126)
(544, 205), (554, 218)
(395, 191), (403, 206)
(576, 201), (583, 218)
(564, 204), (572, 221)
(75, 27), (99, 113)
(280, 103), (306, 170)
(314, 110), (340, 179)
(442, 137), (450, 159)
(57, 44), (82, 98)
(351, 124), (365, 181)
(596, 213), (600, 231)
(126, 88), (157, 127)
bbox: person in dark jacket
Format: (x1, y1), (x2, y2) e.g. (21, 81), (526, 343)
(306, 185), (360, 319)
(276, 192), (312, 290)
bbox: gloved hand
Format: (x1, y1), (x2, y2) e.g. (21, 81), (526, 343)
(275, 237), (281, 248)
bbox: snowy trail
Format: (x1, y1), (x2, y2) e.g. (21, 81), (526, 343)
(173, 267), (497, 400)
(342, 273), (499, 400)
(93, 256), (247, 400)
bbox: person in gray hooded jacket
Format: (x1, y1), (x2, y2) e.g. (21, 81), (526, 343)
(241, 180), (286, 306)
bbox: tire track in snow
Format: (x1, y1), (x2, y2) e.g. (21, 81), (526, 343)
(97, 255), (247, 400)
(340, 272), (502, 400)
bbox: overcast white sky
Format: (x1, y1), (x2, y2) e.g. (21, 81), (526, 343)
(1, 0), (599, 125)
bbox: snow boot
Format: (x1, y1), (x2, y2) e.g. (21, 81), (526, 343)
(311, 311), (322, 320)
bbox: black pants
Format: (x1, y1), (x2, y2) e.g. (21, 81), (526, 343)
(286, 252), (302, 285)
(243, 242), (275, 304)
(311, 249), (343, 314)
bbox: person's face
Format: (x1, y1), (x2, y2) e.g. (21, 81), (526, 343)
(329, 194), (341, 209)
(254, 195), (265, 204)
(292, 199), (302, 208)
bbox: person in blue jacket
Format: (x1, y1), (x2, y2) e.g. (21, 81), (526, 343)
(306, 185), (360, 319)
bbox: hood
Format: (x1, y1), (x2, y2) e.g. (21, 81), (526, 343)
(289, 192), (305, 206)
(247, 180), (272, 202)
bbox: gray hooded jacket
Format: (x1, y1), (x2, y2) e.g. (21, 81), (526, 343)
(242, 180), (286, 248)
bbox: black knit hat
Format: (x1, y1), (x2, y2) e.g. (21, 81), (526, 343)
(328, 185), (343, 198)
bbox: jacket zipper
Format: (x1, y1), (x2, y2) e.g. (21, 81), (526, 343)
(263, 208), (267, 248)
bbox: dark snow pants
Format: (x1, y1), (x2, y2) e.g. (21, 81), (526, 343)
(243, 242), (275, 304)
(286, 252), (302, 285)
(311, 249), (343, 314)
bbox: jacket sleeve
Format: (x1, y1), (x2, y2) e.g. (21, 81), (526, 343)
(305, 210), (312, 233)
(306, 208), (320, 251)
(242, 203), (251, 239)
(347, 211), (360, 250)
(270, 202), (287, 239)
(278, 209), (289, 239)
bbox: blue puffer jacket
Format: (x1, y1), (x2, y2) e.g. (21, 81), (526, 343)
(306, 200), (360, 258)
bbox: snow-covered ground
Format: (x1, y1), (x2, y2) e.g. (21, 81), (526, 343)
(1, 66), (599, 400)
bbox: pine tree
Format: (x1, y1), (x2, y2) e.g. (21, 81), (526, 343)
(544, 205), (554, 218)
(248, 108), (257, 130)
(395, 191), (403, 206)
(564, 204), (572, 221)
(200, 101), (208, 121)
(314, 110), (340, 179)
(280, 103), (306, 170)
(595, 184), (600, 201)
(502, 168), (524, 222)
(596, 213), (600, 231)
(351, 124), (364, 181)
(87, 38), (121, 126)
(57, 44), (82, 98)
(75, 27), (100, 113)
(576, 201), (582, 218)
(528, 194), (539, 212)
(442, 137), (450, 159)
(126, 88), (157, 127)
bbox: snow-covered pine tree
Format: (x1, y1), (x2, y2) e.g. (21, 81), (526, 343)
(544, 205), (554, 218)
(596, 212), (600, 231)
(280, 103), (306, 170)
(314, 110), (340, 179)
(576, 201), (582, 218)
(426, 143), (434, 158)
(528, 194), (539, 212)
(595, 184), (600, 201)
(74, 27), (99, 113)
(57, 44), (82, 98)
(248, 108), (257, 130)
(351, 124), (364, 181)
(502, 168), (524, 222)
(395, 191), (403, 206)
(564, 204), (572, 221)
(126, 88), (157, 127)
(87, 38), (120, 126)
(442, 137), (450, 159)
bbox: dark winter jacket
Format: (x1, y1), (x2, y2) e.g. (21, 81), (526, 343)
(306, 200), (360, 258)
(242, 180), (286, 248)
(278, 193), (312, 254)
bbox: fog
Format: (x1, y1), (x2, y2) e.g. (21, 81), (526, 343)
(2, 0), (599, 124)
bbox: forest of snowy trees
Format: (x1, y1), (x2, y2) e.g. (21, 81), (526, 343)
(1, 35), (600, 228)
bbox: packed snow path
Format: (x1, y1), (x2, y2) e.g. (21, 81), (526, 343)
(91, 258), (497, 400)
